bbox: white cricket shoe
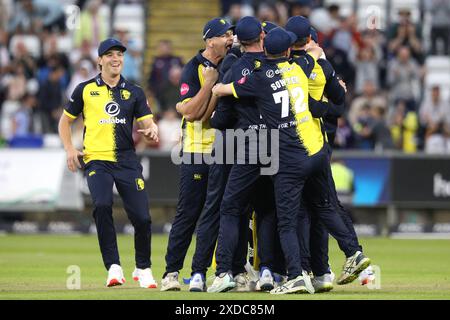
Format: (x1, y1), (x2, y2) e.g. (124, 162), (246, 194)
(161, 271), (181, 291)
(132, 268), (157, 288)
(106, 264), (125, 287)
(337, 251), (371, 285)
(189, 273), (207, 292)
(232, 273), (251, 292)
(270, 271), (314, 295)
(207, 272), (236, 293)
(312, 273), (334, 293)
(259, 267), (274, 291)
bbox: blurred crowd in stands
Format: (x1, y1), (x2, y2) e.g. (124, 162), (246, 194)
(1, 0), (450, 154)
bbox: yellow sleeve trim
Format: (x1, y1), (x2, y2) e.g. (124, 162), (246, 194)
(180, 98), (192, 104)
(64, 110), (77, 119)
(231, 83), (239, 98)
(136, 114), (153, 122)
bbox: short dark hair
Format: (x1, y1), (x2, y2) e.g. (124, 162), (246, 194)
(240, 36), (261, 47)
(266, 51), (287, 59)
(293, 37), (309, 48)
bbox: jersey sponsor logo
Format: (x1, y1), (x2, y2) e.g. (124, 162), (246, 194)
(309, 72), (317, 80)
(266, 70), (275, 78)
(90, 91), (100, 96)
(120, 89), (131, 100)
(135, 178), (145, 191)
(238, 76), (246, 84)
(242, 68), (250, 76)
(104, 101), (121, 117)
(254, 60), (261, 69)
(180, 83), (190, 96)
(99, 118), (126, 124)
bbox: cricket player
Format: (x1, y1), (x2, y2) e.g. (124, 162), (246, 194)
(161, 17), (233, 291)
(58, 38), (159, 288)
(212, 27), (370, 294)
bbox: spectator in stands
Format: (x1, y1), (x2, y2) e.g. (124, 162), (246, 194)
(419, 86), (449, 132)
(157, 109), (181, 151)
(13, 40), (37, 80)
(11, 93), (36, 137)
(224, 2), (245, 25)
(289, 0), (312, 18)
(147, 40), (183, 107)
(7, 0), (66, 34)
(0, 0), (12, 30)
(39, 35), (70, 88)
(0, 29), (9, 74)
(334, 117), (355, 149)
(426, 0), (450, 55)
(3, 62), (28, 102)
(419, 86), (450, 152)
(74, 0), (109, 49)
(370, 106), (394, 151)
(327, 3), (340, 30)
(69, 39), (97, 66)
(353, 104), (376, 149)
(387, 8), (423, 64)
(387, 46), (422, 112)
(331, 14), (362, 57)
(66, 59), (95, 99)
(348, 80), (387, 126)
(256, 3), (281, 25)
(38, 66), (64, 133)
(390, 100), (418, 153)
(351, 33), (382, 95)
(158, 65), (182, 114)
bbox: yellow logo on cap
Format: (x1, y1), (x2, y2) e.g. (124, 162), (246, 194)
(220, 19), (226, 24)
(262, 22), (267, 27)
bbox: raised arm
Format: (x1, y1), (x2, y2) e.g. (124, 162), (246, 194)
(176, 66), (218, 121)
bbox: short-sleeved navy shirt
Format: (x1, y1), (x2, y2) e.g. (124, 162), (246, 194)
(231, 57), (324, 163)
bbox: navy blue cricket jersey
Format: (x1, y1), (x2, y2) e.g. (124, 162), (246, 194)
(230, 57), (325, 163)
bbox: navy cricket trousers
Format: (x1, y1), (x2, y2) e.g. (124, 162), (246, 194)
(191, 162), (250, 277)
(85, 160), (152, 270)
(274, 148), (360, 280)
(307, 144), (363, 276)
(215, 164), (278, 275)
(164, 161), (209, 275)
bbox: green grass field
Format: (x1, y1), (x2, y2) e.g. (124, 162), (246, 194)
(0, 234), (449, 300)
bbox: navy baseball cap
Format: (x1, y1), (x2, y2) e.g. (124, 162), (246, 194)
(203, 18), (233, 40)
(310, 26), (318, 43)
(264, 27), (297, 55)
(285, 16), (311, 40)
(98, 38), (127, 56)
(235, 16), (262, 41)
(262, 21), (278, 33)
